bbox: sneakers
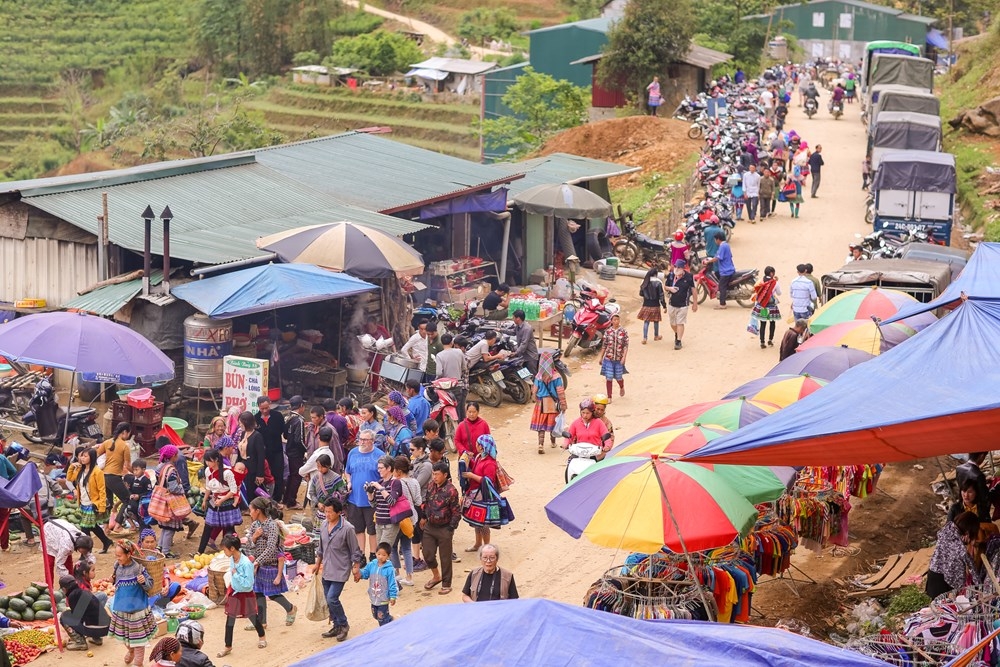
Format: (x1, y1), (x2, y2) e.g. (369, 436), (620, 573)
(336, 625), (350, 642)
(413, 559), (428, 572)
(451, 552), (461, 562)
(399, 577), (414, 586)
(674, 339), (682, 350)
(321, 625), (341, 639)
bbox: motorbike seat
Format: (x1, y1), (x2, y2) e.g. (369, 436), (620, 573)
(731, 269), (756, 281)
(596, 312), (611, 326)
(68, 407), (96, 417)
(635, 233), (665, 249)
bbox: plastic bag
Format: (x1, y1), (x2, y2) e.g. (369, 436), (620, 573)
(305, 575), (328, 622)
(553, 412), (566, 437)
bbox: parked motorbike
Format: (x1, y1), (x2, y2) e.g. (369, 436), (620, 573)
(612, 217), (669, 267)
(423, 378), (459, 452)
(830, 99), (844, 119)
(562, 430), (612, 483)
(21, 377), (104, 445)
(564, 297), (621, 357)
(672, 94), (707, 122)
(804, 97), (818, 119)
(693, 266), (758, 307)
(467, 362), (505, 408)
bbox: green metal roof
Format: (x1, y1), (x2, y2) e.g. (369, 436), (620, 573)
(495, 153), (641, 197)
(63, 270), (163, 316)
(526, 18), (612, 35)
(252, 132), (522, 213)
(24, 162), (429, 264)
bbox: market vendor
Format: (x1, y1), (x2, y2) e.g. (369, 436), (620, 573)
(59, 574), (110, 651)
(483, 284), (511, 320)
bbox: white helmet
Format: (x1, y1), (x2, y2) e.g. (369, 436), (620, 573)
(177, 619), (204, 647)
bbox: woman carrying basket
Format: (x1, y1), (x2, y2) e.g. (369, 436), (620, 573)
(529, 349), (567, 454)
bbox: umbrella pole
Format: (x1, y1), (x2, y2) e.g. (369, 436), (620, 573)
(61, 373), (76, 453)
(651, 458), (717, 621)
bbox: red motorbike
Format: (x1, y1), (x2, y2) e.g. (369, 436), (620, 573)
(424, 378), (460, 453)
(563, 297), (621, 356)
(693, 265), (759, 308)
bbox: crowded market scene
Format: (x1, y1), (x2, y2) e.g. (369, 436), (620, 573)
(0, 37), (995, 667)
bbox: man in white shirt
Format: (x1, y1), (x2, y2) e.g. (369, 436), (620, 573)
(401, 320), (429, 372)
(789, 263), (819, 320)
(760, 85), (775, 122)
(741, 164), (762, 223)
(464, 331), (508, 371)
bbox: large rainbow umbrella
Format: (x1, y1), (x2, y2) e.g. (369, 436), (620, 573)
(797, 320), (917, 355)
(723, 374), (828, 407)
(810, 287), (937, 333)
(545, 456), (758, 553)
(650, 398), (781, 431)
(608, 423), (795, 503)
(766, 345), (875, 381)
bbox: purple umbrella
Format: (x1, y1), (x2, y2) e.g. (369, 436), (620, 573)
(765, 345), (876, 381)
(0, 311), (174, 384)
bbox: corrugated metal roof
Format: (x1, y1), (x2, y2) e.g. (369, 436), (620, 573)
(496, 153), (641, 197)
(410, 58), (497, 75)
(63, 270), (164, 316)
(0, 236), (98, 306)
(526, 18), (612, 35)
(747, 0), (936, 23)
(571, 43), (732, 69)
(252, 132), (522, 213)
(24, 162), (429, 264)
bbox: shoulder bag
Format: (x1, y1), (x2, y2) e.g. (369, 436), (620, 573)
(540, 380), (558, 414)
(388, 485), (413, 525)
(148, 465), (192, 524)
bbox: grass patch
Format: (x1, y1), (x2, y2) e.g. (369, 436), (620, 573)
(247, 100), (478, 135)
(611, 153), (699, 221)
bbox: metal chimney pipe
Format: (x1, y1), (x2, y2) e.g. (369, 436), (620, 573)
(160, 205), (173, 293)
(141, 205), (154, 296)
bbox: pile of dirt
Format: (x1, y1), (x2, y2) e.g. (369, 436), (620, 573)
(537, 116), (701, 186)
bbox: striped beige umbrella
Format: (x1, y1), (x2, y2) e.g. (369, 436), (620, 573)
(256, 222), (424, 279)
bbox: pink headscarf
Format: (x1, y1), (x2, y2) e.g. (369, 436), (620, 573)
(159, 445), (179, 462)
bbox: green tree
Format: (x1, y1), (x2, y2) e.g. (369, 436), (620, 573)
(457, 8), (521, 46)
(481, 67), (589, 159)
(327, 30), (423, 76)
(597, 0), (695, 101)
(562, 0), (603, 21)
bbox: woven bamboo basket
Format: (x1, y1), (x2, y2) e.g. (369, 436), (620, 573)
(139, 549), (166, 585)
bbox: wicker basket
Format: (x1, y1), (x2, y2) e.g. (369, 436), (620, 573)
(140, 549), (166, 585)
(287, 540), (317, 564)
(207, 569), (227, 605)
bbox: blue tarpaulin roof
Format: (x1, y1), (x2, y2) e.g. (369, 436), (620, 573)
(883, 242), (1000, 324)
(289, 598), (887, 667)
(927, 28), (949, 49)
(0, 462), (42, 509)
(170, 263), (377, 319)
(685, 298), (1000, 467)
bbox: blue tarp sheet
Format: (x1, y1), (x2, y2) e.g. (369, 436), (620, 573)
(0, 462), (41, 509)
(289, 599), (887, 667)
(419, 188), (508, 219)
(171, 263), (378, 318)
(926, 29), (949, 50)
(685, 298), (1000, 466)
(883, 242), (1000, 324)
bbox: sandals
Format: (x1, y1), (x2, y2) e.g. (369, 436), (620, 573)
(258, 640), (268, 649)
(286, 605), (297, 626)
(537, 446), (544, 454)
(124, 649), (135, 665)
(439, 587), (452, 595)
(424, 578), (442, 590)
(463, 546), (480, 553)
(217, 648), (232, 658)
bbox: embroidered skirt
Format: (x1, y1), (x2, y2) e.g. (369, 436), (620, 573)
(79, 504), (108, 529)
(529, 402), (559, 432)
(224, 591), (259, 618)
(206, 505), (243, 528)
(637, 306), (661, 322)
(600, 359), (626, 380)
(253, 564), (288, 596)
(752, 303), (782, 321)
(109, 609), (156, 646)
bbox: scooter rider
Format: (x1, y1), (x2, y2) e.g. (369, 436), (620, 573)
(803, 82), (820, 107)
(829, 83), (845, 112)
(591, 394), (615, 450)
(563, 399), (610, 460)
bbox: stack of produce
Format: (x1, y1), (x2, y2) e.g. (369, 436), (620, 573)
(173, 553), (213, 579)
(0, 584), (65, 622)
(51, 499), (80, 524)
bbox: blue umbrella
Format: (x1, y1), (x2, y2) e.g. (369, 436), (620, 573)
(0, 311), (174, 384)
(171, 263), (378, 318)
(766, 345), (875, 381)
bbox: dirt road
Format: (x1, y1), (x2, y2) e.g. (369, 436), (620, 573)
(10, 101), (940, 664)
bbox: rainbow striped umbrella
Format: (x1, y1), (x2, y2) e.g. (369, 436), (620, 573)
(609, 424), (795, 503)
(797, 320), (917, 356)
(810, 287), (937, 333)
(545, 456), (758, 553)
(651, 398), (782, 431)
(766, 345), (875, 381)
(723, 374), (828, 407)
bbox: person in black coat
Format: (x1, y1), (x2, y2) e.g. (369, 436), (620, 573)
(59, 575), (110, 650)
(176, 619), (214, 667)
(255, 397), (287, 504)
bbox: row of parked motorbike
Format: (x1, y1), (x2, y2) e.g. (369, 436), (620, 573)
(849, 227), (946, 261)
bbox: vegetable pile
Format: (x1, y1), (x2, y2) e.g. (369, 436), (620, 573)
(3, 638), (42, 666)
(0, 583), (64, 622)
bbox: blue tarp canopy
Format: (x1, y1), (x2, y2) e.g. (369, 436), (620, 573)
(405, 68), (448, 81)
(927, 29), (949, 49)
(171, 263), (378, 319)
(289, 598), (887, 667)
(0, 462), (42, 509)
(685, 298), (1000, 467)
(883, 242), (1000, 324)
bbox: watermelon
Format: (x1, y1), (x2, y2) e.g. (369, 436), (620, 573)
(20, 608), (34, 622)
(0, 595), (8, 609)
(5, 610), (21, 621)
(24, 586), (41, 599)
(7, 598), (27, 612)
(32, 599), (51, 612)
(53, 591), (65, 602)
(34, 611), (53, 621)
